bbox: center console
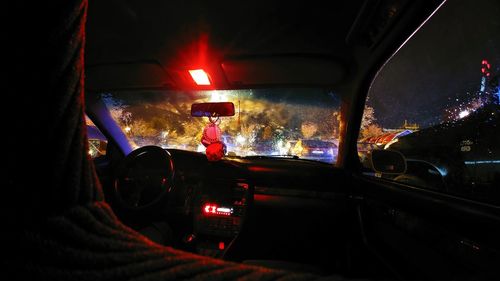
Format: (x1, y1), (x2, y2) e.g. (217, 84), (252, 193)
(193, 178), (251, 257)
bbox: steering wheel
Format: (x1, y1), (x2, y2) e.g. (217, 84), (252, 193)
(114, 146), (174, 210)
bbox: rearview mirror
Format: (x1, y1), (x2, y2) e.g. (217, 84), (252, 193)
(370, 149), (407, 174)
(191, 102), (235, 117)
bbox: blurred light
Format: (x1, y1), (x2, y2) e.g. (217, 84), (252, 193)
(202, 203), (233, 216)
(209, 91), (228, 102)
(219, 242), (225, 250)
(384, 138), (398, 149)
(124, 126), (131, 132)
(217, 207), (232, 213)
(436, 166), (448, 176)
(459, 110), (470, 119)
(189, 69), (211, 85)
(465, 160), (500, 165)
(204, 204), (216, 214)
(248, 166), (281, 172)
(291, 140), (304, 156)
(236, 135), (246, 144)
(276, 140), (290, 155)
(197, 144), (206, 152)
(186, 234), (195, 243)
(237, 183), (249, 190)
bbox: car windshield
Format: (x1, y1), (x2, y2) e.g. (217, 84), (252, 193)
(101, 88), (341, 163)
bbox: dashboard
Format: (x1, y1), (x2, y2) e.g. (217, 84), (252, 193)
(111, 147), (345, 259)
(171, 150), (252, 257)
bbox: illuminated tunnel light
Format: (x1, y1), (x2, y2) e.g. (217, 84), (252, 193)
(202, 203), (233, 216)
(189, 69), (211, 85)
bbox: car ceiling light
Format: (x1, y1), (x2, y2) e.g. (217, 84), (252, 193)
(189, 69), (211, 85)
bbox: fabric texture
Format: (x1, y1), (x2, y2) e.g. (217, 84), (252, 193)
(6, 201), (335, 280)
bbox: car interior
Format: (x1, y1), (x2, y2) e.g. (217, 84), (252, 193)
(6, 0), (500, 280)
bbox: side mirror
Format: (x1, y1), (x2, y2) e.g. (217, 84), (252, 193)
(191, 102), (235, 117)
(370, 149), (407, 174)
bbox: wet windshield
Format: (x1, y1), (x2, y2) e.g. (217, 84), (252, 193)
(101, 89), (341, 163)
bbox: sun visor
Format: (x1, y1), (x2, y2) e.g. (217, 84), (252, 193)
(86, 62), (174, 91)
(221, 57), (345, 87)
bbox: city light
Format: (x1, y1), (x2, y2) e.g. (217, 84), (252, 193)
(236, 134), (246, 144)
(209, 91), (228, 102)
(458, 110), (470, 119)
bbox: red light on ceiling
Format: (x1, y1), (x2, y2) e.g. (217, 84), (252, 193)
(189, 69), (211, 85)
(202, 203), (232, 216)
(218, 242), (225, 250)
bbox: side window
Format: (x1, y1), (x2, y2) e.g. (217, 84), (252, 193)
(358, 0), (500, 205)
(86, 115), (108, 159)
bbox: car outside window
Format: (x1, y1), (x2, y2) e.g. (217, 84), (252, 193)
(358, 0), (500, 205)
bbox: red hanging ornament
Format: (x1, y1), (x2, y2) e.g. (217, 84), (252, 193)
(201, 116), (226, 161)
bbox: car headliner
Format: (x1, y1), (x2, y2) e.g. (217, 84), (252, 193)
(86, 1), (363, 64)
(84, 0), (442, 92)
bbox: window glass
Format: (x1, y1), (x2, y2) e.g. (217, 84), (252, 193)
(358, 0), (500, 204)
(101, 88), (341, 164)
(85, 115), (108, 159)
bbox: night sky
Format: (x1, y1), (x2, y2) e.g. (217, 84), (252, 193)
(369, 0), (500, 129)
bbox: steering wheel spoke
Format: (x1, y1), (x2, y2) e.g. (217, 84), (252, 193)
(114, 146), (174, 210)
